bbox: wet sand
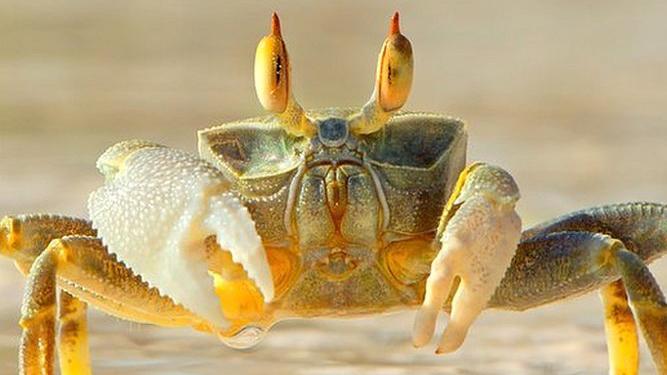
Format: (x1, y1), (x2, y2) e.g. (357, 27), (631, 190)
(1, 1), (666, 374)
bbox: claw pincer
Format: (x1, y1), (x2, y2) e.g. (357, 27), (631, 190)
(414, 163), (522, 353)
(89, 140), (274, 328)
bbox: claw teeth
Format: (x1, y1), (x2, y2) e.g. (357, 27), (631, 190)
(205, 194), (274, 303)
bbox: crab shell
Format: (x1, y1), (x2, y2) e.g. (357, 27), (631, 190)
(86, 109), (467, 330)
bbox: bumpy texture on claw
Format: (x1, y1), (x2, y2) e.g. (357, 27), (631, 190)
(414, 163), (521, 353)
(88, 141), (273, 327)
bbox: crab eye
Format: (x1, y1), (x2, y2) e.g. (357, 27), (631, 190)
(377, 12), (413, 112)
(254, 12), (289, 113)
(349, 12), (414, 135)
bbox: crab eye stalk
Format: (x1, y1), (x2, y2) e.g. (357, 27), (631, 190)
(351, 12), (414, 135)
(254, 13), (315, 137)
(377, 12), (413, 112)
(254, 13), (289, 113)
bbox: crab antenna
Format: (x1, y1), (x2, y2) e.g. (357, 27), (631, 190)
(350, 11), (414, 135)
(254, 12), (315, 137)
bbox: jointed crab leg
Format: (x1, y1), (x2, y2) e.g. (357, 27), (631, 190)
(19, 244), (57, 375)
(1, 215), (204, 375)
(2, 216), (94, 375)
(493, 231), (667, 374)
(600, 280), (639, 375)
(616, 248), (667, 374)
(0, 215), (96, 275)
(18, 235), (202, 375)
(414, 163), (667, 374)
(57, 291), (90, 375)
(20, 291), (92, 375)
(487, 203), (667, 375)
(1, 215), (198, 327)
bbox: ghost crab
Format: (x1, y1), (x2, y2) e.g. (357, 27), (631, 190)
(1, 11), (667, 375)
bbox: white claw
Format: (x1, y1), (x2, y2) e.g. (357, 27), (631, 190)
(203, 195), (274, 302)
(413, 164), (521, 353)
(88, 142), (273, 328)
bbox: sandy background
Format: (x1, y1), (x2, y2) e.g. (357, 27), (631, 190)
(1, 1), (666, 374)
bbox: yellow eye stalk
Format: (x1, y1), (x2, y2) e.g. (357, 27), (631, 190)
(351, 12), (414, 135)
(254, 13), (315, 137)
(378, 12), (414, 112)
(254, 12), (412, 137)
(254, 13), (288, 113)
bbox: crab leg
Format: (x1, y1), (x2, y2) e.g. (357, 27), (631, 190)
(19, 244), (57, 375)
(0, 215), (93, 375)
(57, 291), (90, 375)
(0, 215), (96, 274)
(1, 215), (198, 327)
(600, 280), (639, 375)
(1, 215), (206, 375)
(492, 203), (667, 309)
(15, 235), (204, 375)
(490, 231), (646, 374)
(616, 248), (667, 374)
(487, 202), (667, 375)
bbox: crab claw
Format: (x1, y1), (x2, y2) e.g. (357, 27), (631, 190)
(413, 163), (521, 353)
(88, 140), (274, 328)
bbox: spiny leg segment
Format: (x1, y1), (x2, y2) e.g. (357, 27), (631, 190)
(1, 215), (203, 375)
(490, 202), (667, 375)
(18, 242), (57, 375)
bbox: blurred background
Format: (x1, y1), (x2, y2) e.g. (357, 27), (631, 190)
(1, 1), (666, 374)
